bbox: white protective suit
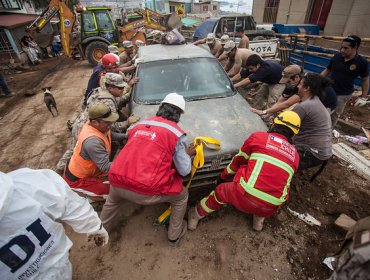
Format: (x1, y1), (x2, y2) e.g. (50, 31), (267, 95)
(0, 168), (105, 280)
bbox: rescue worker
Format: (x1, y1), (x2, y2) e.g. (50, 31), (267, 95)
(119, 40), (135, 65)
(292, 72), (332, 170)
(235, 26), (250, 49)
(188, 111), (301, 232)
(100, 93), (196, 246)
(84, 53), (120, 106)
(250, 64), (337, 117)
(193, 33), (222, 56)
(215, 34), (229, 58)
(0, 168), (108, 280)
(57, 74), (139, 174)
(220, 41), (258, 79)
(63, 103), (126, 200)
(321, 35), (369, 128)
(232, 54), (285, 109)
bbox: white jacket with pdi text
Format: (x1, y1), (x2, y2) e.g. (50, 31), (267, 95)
(0, 168), (102, 280)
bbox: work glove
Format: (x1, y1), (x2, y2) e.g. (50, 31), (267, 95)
(87, 224), (109, 247)
(354, 97), (370, 107)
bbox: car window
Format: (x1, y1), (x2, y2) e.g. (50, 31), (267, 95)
(134, 57), (234, 103)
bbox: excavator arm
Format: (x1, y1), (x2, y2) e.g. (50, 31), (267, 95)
(26, 0), (75, 58)
(120, 8), (181, 32)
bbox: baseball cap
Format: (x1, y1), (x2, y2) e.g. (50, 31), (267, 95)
(108, 45), (119, 54)
(220, 34), (229, 45)
(223, 40), (236, 54)
(206, 33), (216, 43)
(279, 65), (302, 83)
(122, 40), (133, 48)
(88, 103), (119, 122)
(105, 73), (127, 88)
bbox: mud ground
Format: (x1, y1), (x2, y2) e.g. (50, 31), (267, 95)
(0, 56), (369, 280)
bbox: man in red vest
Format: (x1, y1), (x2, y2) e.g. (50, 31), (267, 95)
(63, 103), (126, 200)
(188, 111), (301, 232)
(100, 93), (196, 246)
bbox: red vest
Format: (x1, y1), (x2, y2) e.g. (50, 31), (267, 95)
(109, 116), (186, 195)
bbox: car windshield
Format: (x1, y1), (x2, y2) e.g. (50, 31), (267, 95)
(134, 57), (235, 103)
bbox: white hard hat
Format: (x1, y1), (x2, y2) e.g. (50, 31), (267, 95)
(161, 93), (185, 112)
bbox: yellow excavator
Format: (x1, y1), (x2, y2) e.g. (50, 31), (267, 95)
(27, 0), (182, 66)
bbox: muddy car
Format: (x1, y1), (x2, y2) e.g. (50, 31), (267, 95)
(130, 44), (267, 189)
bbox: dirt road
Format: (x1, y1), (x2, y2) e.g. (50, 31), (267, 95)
(1, 57), (369, 280)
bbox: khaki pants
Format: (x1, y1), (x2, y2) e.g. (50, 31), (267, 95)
(331, 95), (352, 128)
(100, 186), (188, 240)
(253, 83), (285, 109)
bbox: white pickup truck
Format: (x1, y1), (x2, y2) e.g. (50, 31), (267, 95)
(193, 15), (278, 58)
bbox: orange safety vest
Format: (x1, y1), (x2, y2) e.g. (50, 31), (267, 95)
(69, 121), (111, 179)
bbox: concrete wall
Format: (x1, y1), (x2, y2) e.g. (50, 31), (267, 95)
(342, 0), (370, 37)
(324, 0), (370, 37)
(276, 0), (310, 24)
(251, 0), (265, 23)
(324, 0), (353, 36)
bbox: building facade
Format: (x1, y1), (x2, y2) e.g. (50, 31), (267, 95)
(252, 0), (370, 37)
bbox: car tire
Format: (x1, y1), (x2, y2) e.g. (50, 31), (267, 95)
(85, 41), (108, 66)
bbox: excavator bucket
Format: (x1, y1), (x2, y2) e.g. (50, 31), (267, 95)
(164, 13), (182, 30)
(32, 31), (54, 48)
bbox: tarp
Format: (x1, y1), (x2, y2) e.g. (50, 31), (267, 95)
(181, 17), (201, 27)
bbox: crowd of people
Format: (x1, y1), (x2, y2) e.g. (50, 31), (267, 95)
(1, 30), (369, 279)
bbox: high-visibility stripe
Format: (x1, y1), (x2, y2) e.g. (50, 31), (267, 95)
(226, 162), (236, 174)
(237, 149), (249, 160)
(210, 190), (225, 205)
(200, 196), (214, 214)
(239, 152), (294, 206)
(240, 177), (285, 206)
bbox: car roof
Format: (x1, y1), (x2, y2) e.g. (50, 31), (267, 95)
(137, 44), (214, 62)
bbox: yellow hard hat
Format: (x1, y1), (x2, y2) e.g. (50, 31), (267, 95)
(274, 111), (301, 134)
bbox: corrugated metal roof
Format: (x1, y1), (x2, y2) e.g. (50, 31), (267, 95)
(0, 13), (37, 29)
(138, 44), (213, 62)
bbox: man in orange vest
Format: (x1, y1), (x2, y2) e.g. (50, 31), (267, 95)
(188, 111), (301, 231)
(63, 103), (126, 200)
(100, 93), (196, 246)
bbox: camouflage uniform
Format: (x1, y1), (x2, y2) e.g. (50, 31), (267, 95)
(56, 73), (134, 173)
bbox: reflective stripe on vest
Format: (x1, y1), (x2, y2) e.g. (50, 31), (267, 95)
(131, 120), (184, 137)
(239, 153), (294, 206)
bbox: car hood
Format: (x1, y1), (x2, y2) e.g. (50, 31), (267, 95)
(130, 93), (267, 158)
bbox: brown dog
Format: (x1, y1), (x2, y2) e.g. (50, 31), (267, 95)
(42, 87), (58, 117)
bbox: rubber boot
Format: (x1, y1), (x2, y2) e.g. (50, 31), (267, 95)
(187, 206), (204, 230)
(253, 215), (265, 231)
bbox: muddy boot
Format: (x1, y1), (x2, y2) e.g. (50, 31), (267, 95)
(168, 220), (187, 247)
(188, 206), (204, 231)
(253, 215), (265, 231)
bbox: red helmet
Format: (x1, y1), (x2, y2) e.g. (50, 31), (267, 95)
(102, 53), (120, 69)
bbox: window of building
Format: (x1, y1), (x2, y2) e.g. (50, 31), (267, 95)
(203, 5), (208, 12)
(0, 0), (23, 10)
(213, 5), (217, 10)
(170, 5), (176, 13)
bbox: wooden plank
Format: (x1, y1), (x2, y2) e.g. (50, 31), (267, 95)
(332, 143), (370, 180)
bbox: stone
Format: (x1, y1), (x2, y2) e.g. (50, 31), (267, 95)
(334, 214), (356, 231)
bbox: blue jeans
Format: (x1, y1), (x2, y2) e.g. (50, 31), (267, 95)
(0, 72), (10, 95)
